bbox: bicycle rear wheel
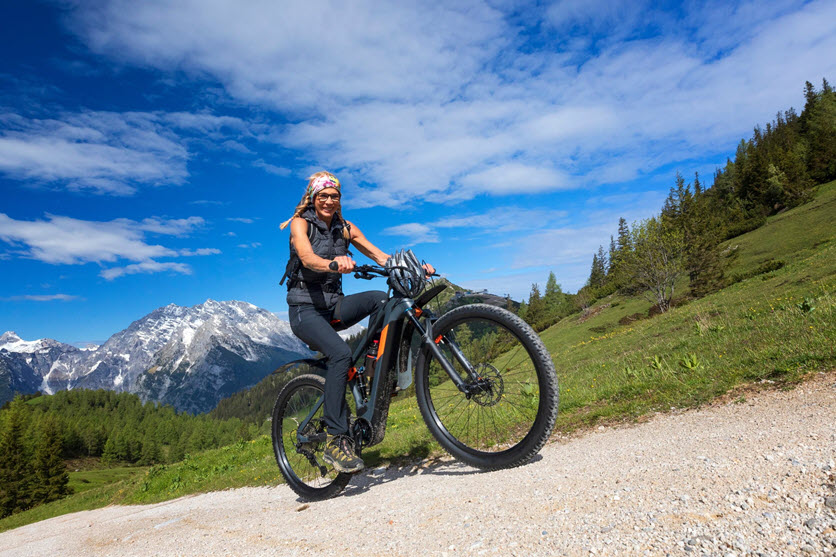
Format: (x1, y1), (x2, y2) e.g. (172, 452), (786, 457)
(415, 304), (558, 469)
(271, 374), (351, 500)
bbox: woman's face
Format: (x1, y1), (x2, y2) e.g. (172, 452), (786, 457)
(313, 187), (340, 220)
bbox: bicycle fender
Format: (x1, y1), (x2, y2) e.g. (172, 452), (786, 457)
(415, 283), (448, 308)
(271, 357), (328, 376)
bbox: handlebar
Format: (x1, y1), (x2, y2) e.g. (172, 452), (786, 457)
(328, 260), (439, 280)
(353, 264), (388, 280)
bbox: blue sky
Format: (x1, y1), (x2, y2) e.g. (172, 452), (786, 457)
(1, 0), (834, 345)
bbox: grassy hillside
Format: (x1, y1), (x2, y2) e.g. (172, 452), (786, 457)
(2, 180), (833, 533)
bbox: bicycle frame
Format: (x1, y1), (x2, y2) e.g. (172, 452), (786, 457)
(290, 281), (481, 450)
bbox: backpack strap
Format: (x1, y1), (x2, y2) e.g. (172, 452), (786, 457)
(279, 220), (315, 286)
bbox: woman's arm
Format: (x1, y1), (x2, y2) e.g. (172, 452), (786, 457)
(290, 218), (355, 273)
(346, 221), (389, 266)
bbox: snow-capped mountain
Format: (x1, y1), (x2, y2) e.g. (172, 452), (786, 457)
(0, 300), (312, 413)
(0, 332), (81, 404)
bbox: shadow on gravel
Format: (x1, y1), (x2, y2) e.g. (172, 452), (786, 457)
(335, 453), (544, 499)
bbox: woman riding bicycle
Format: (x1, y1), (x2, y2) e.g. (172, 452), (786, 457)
(280, 171), (433, 473)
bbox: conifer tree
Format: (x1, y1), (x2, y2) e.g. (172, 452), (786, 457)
(139, 433), (161, 466)
(0, 397), (34, 517)
(101, 434), (118, 464)
(587, 249), (607, 289)
(525, 283), (545, 327)
(544, 271), (564, 319)
(32, 416), (71, 505)
(806, 80), (836, 183)
(517, 300), (528, 321)
(616, 218), (631, 254)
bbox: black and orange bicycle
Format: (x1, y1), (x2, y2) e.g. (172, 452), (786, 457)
(271, 253), (558, 500)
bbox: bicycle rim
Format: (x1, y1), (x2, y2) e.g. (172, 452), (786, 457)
(418, 305), (557, 468)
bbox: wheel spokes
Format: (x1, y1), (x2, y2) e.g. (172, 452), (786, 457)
(427, 317), (541, 453)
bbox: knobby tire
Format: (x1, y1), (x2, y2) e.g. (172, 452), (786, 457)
(415, 304), (558, 470)
(271, 374), (351, 501)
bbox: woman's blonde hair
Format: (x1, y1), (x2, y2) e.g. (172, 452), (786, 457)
(279, 171), (346, 232)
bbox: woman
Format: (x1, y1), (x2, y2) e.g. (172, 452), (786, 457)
(280, 171), (432, 473)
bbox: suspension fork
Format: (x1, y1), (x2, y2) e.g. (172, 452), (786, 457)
(405, 309), (479, 393)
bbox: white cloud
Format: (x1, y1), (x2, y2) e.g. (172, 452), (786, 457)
(0, 111), (187, 194)
(0, 110), (266, 195)
(383, 207), (570, 246)
(236, 242), (262, 249)
(0, 213), (176, 264)
(227, 217), (255, 224)
(459, 164), (570, 195)
(545, 0), (651, 33)
(3, 294), (80, 302)
(0, 213), (218, 279)
(179, 248), (221, 256)
(61, 0), (836, 206)
(253, 160), (291, 176)
(382, 223), (439, 246)
(69, 1), (505, 109)
(100, 261), (192, 280)
(132, 216), (206, 235)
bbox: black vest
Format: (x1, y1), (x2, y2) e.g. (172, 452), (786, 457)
(286, 208), (350, 309)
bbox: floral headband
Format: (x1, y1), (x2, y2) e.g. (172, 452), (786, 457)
(307, 173), (341, 201)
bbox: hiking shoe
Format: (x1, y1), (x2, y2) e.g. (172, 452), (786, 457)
(323, 434), (364, 473)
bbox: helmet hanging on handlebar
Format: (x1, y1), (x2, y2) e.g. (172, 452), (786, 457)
(385, 249), (425, 298)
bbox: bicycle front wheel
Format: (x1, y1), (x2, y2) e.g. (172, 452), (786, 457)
(271, 374), (351, 500)
(415, 304), (558, 470)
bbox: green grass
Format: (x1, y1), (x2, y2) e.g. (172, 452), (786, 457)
(2, 180), (834, 533)
(723, 180), (836, 277)
(68, 466), (147, 495)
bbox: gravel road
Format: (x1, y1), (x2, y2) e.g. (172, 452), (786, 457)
(2, 372), (835, 556)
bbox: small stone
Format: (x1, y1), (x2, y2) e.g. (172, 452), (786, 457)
(825, 497), (836, 509)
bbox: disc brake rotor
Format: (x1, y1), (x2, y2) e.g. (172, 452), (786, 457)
(470, 363), (504, 406)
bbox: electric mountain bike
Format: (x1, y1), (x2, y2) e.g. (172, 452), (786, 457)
(271, 264), (558, 500)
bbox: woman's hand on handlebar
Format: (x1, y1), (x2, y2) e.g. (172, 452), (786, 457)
(422, 263), (436, 277)
(329, 255), (356, 273)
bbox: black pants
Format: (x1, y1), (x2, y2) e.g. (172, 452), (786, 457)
(288, 291), (387, 435)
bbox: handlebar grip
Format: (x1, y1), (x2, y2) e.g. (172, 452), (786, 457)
(329, 261), (338, 271)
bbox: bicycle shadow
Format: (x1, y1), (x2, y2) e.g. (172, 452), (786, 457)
(337, 452), (544, 499)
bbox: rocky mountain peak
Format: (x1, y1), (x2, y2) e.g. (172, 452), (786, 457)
(0, 331), (22, 344)
(1, 300), (311, 413)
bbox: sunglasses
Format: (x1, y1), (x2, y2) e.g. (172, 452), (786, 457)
(316, 193), (341, 202)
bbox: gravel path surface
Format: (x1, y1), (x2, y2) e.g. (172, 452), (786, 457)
(2, 372), (835, 556)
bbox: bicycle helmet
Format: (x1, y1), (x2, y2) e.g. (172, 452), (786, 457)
(385, 249), (425, 298)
